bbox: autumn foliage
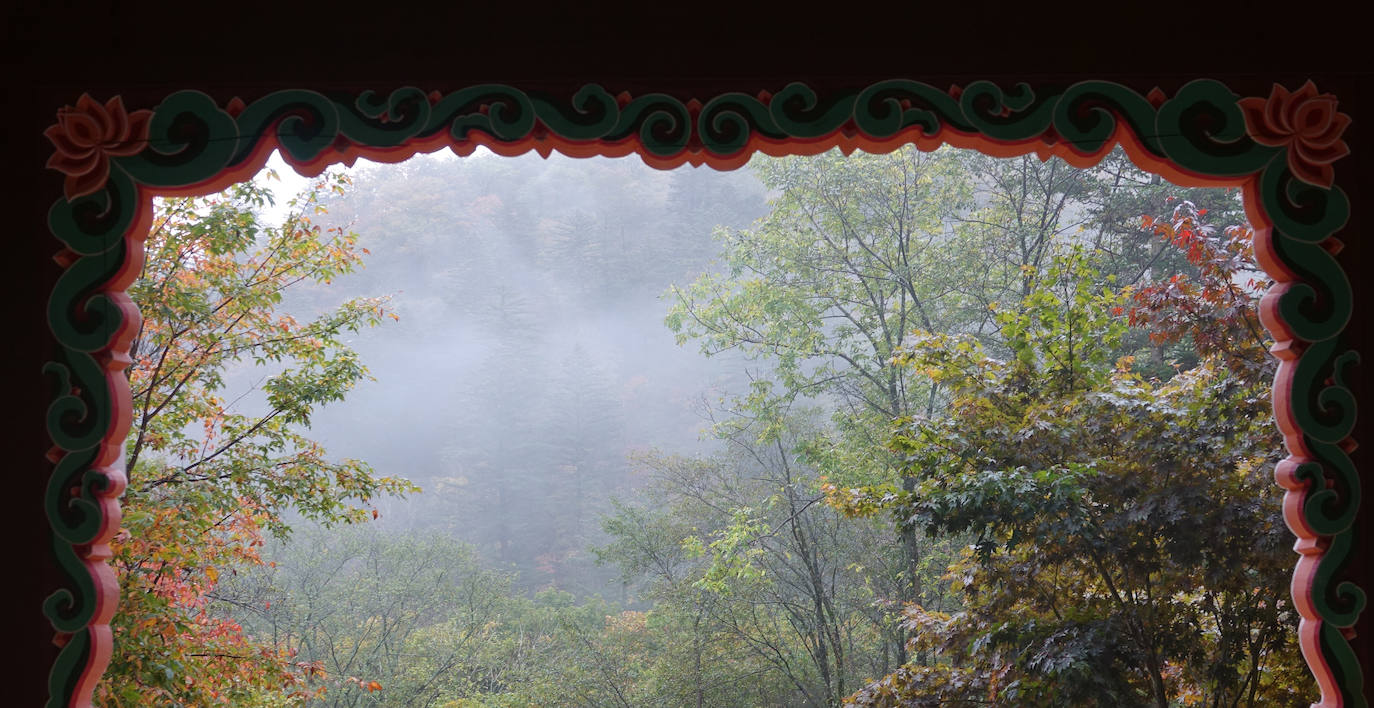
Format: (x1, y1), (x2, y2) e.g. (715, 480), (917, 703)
(1129, 197), (1272, 377)
(97, 173), (414, 706)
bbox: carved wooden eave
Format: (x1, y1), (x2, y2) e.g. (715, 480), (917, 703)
(37, 78), (1364, 707)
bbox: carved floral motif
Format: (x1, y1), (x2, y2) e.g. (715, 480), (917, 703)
(44, 95), (152, 200)
(1239, 81), (1351, 188)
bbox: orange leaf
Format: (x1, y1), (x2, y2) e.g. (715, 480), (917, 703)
(367, 681), (382, 692)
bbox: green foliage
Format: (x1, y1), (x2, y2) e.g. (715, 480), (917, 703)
(683, 506), (771, 594)
(665, 147), (976, 425)
(228, 523), (794, 708)
(219, 525), (515, 707)
(848, 223), (1303, 706)
(661, 148), (1278, 706)
(598, 427), (957, 707)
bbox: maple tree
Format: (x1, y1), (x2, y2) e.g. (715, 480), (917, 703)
(1128, 197), (1272, 378)
(98, 172), (415, 706)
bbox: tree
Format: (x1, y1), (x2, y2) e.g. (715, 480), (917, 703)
(537, 342), (629, 593)
(666, 147), (974, 428)
(432, 284), (548, 571)
(844, 213), (1305, 706)
(100, 173), (415, 706)
(664, 148), (1261, 694)
(664, 146), (1100, 663)
(598, 407), (947, 707)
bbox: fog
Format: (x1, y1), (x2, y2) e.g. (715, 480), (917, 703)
(231, 149), (770, 597)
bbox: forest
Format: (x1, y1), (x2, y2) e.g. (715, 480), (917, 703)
(99, 144), (1306, 707)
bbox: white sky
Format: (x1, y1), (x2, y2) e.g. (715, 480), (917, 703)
(252, 150), (327, 225)
(252, 148), (480, 226)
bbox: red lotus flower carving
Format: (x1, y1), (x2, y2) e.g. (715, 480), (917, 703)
(45, 95), (153, 200)
(1239, 81), (1350, 189)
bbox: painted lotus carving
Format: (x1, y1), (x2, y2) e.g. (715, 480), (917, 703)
(1239, 81), (1351, 188)
(44, 95), (152, 200)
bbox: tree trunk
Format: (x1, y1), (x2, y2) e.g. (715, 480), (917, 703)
(899, 474), (923, 664)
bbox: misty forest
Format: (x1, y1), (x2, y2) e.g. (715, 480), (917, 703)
(104, 145), (1308, 707)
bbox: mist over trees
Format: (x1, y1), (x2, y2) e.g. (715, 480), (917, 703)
(266, 152), (770, 597)
(108, 145), (1304, 706)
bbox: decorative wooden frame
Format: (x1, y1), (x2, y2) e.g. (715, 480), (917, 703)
(41, 80), (1362, 706)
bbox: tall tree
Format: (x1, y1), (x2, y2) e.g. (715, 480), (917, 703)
(664, 147), (1088, 652)
(601, 410), (943, 707)
(101, 173), (415, 706)
(434, 284), (547, 570)
(846, 215), (1303, 706)
(537, 342), (628, 592)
